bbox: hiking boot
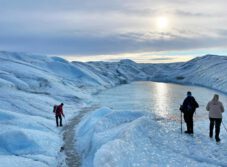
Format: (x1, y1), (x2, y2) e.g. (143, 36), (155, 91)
(189, 130), (193, 134)
(184, 131), (190, 134)
(216, 138), (221, 142)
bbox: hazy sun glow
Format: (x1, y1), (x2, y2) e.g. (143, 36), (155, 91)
(156, 16), (169, 31)
(59, 52), (195, 63)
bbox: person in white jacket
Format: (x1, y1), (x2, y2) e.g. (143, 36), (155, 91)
(206, 94), (224, 142)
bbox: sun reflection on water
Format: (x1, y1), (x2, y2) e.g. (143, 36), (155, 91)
(153, 82), (171, 118)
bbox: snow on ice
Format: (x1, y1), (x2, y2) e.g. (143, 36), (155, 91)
(0, 51), (108, 167)
(0, 51), (227, 166)
(76, 108), (227, 167)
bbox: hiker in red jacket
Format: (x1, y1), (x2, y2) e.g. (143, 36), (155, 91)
(54, 103), (65, 127)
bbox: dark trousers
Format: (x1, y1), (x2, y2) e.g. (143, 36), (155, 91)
(56, 115), (62, 127)
(184, 112), (194, 133)
(209, 118), (222, 140)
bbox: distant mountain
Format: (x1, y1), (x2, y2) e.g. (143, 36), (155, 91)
(81, 54), (227, 93)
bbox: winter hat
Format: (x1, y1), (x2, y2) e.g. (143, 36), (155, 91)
(187, 91), (192, 96)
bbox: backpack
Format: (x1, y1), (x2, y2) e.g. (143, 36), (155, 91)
(187, 104), (193, 111)
(186, 101), (196, 113)
(53, 105), (58, 113)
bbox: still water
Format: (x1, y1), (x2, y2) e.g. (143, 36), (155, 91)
(95, 81), (227, 121)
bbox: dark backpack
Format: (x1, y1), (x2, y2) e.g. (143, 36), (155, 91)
(53, 105), (58, 113)
(184, 96), (199, 113)
(186, 104), (193, 112)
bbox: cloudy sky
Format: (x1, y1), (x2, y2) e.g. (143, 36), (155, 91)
(1, 0), (227, 62)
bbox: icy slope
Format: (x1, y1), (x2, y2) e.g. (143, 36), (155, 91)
(76, 108), (227, 167)
(158, 55), (227, 92)
(0, 51), (109, 167)
(0, 51), (109, 96)
(73, 59), (148, 86)
(1, 51), (227, 167)
(86, 54), (227, 94)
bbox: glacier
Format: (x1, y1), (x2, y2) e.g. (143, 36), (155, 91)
(0, 51), (227, 167)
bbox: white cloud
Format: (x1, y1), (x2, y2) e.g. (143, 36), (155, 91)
(0, 0), (227, 59)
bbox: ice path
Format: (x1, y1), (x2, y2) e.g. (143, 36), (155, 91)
(61, 105), (100, 167)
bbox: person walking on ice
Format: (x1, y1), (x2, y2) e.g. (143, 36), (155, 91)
(180, 91), (199, 134)
(53, 103), (65, 127)
(206, 94), (224, 143)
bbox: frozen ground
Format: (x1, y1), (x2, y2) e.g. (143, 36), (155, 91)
(77, 109), (227, 167)
(76, 82), (227, 167)
(0, 52), (108, 167)
(1, 51), (227, 166)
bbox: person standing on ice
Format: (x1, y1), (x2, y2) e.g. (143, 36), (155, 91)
(180, 91), (199, 134)
(54, 103), (65, 127)
(206, 94), (224, 142)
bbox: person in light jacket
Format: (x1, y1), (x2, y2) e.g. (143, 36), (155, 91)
(206, 94), (224, 142)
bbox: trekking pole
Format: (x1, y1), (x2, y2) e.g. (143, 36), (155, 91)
(64, 116), (66, 123)
(179, 105), (183, 134)
(181, 111), (183, 134)
(222, 122), (227, 133)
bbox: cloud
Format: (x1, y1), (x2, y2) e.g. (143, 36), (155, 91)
(0, 0), (227, 58)
(173, 10), (212, 17)
(1, 30), (227, 56)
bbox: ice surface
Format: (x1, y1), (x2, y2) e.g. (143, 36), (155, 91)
(0, 51), (109, 166)
(76, 106), (227, 167)
(1, 51), (227, 167)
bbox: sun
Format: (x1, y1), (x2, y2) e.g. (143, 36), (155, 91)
(156, 16), (169, 31)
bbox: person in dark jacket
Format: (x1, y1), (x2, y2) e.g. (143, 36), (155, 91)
(54, 103), (65, 127)
(180, 91), (199, 134)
